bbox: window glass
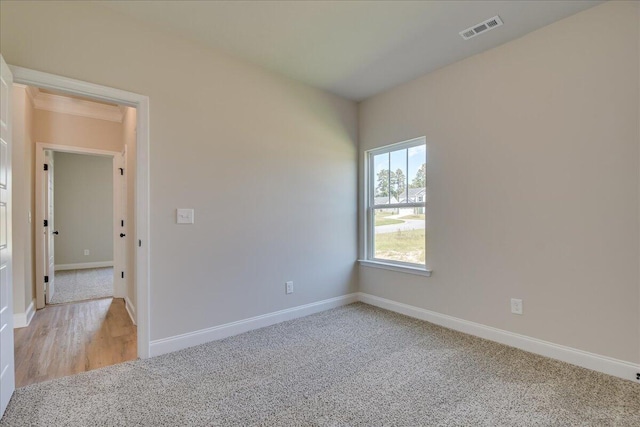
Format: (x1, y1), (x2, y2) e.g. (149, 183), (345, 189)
(373, 152), (390, 205)
(373, 208), (425, 265)
(368, 138), (426, 268)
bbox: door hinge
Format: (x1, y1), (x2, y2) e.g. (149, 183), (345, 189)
(44, 163), (48, 171)
(121, 271), (124, 279)
(119, 168), (124, 176)
(44, 219), (48, 227)
(44, 275), (49, 283)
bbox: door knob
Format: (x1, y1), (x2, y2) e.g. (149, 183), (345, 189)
(52, 231), (59, 235)
(120, 233), (126, 237)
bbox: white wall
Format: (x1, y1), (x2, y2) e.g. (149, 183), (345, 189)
(11, 85), (35, 316)
(358, 1), (640, 364)
(53, 152), (113, 265)
(0, 1), (358, 341)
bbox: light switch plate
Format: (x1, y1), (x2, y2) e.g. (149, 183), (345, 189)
(177, 208), (195, 224)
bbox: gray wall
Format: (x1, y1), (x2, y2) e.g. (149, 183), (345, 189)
(1, 1), (358, 341)
(53, 152), (113, 265)
(358, 1), (639, 363)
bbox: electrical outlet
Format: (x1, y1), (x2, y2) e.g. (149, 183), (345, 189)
(285, 281), (294, 294)
(511, 298), (523, 315)
(84, 249), (90, 256)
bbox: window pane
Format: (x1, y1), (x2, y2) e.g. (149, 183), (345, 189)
(408, 144), (426, 204)
(373, 152), (390, 205)
(390, 148), (407, 204)
(373, 208), (425, 265)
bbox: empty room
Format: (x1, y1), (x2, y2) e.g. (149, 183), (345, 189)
(0, 0), (638, 425)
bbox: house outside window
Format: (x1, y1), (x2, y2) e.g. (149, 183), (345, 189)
(363, 137), (429, 274)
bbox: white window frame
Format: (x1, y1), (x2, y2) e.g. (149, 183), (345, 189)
(360, 136), (431, 276)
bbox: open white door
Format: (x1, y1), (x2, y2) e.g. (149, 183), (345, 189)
(0, 54), (16, 416)
(114, 149), (127, 298)
(44, 151), (56, 303)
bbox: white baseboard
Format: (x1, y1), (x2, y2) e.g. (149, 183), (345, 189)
(13, 299), (36, 329)
(150, 293), (359, 357)
(146, 290), (639, 383)
(125, 296), (137, 326)
(55, 261), (113, 271)
(358, 292), (640, 384)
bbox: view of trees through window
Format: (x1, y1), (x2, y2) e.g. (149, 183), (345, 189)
(376, 163), (425, 199)
(371, 143), (426, 266)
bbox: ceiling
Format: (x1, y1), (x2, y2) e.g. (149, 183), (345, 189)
(100, 1), (602, 101)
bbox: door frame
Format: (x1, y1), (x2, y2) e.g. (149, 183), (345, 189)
(11, 65), (151, 359)
(41, 149), (55, 304)
(35, 143), (124, 305)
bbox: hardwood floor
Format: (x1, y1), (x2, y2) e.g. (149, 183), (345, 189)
(14, 298), (137, 387)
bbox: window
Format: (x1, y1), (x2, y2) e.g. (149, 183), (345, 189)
(363, 137), (429, 274)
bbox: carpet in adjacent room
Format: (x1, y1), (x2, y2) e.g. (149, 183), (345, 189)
(49, 267), (114, 304)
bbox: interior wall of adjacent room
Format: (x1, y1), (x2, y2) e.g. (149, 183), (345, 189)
(10, 85), (35, 316)
(358, 1), (640, 364)
(122, 106), (136, 310)
(0, 1), (358, 342)
(53, 152), (114, 265)
(34, 109), (123, 152)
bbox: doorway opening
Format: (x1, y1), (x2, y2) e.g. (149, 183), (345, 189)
(48, 149), (126, 305)
(1, 62), (149, 412)
(12, 84), (141, 387)
(38, 146), (126, 308)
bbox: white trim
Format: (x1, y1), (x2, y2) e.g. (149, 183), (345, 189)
(150, 293), (359, 357)
(31, 89), (124, 123)
(115, 146), (127, 301)
(55, 261), (114, 271)
(9, 66), (141, 107)
(112, 149), (125, 299)
(359, 259), (432, 276)
(125, 296), (137, 326)
(13, 300), (35, 329)
(357, 292), (640, 383)
(11, 65), (151, 359)
(364, 136), (428, 269)
(135, 92), (150, 361)
(367, 136), (426, 156)
(36, 143), (119, 157)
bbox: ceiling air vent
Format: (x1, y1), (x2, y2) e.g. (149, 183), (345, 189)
(459, 16), (503, 40)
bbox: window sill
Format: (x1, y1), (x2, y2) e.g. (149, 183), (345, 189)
(358, 260), (432, 277)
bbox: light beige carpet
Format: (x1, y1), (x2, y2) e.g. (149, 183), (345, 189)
(49, 267), (114, 304)
(1, 303), (638, 426)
